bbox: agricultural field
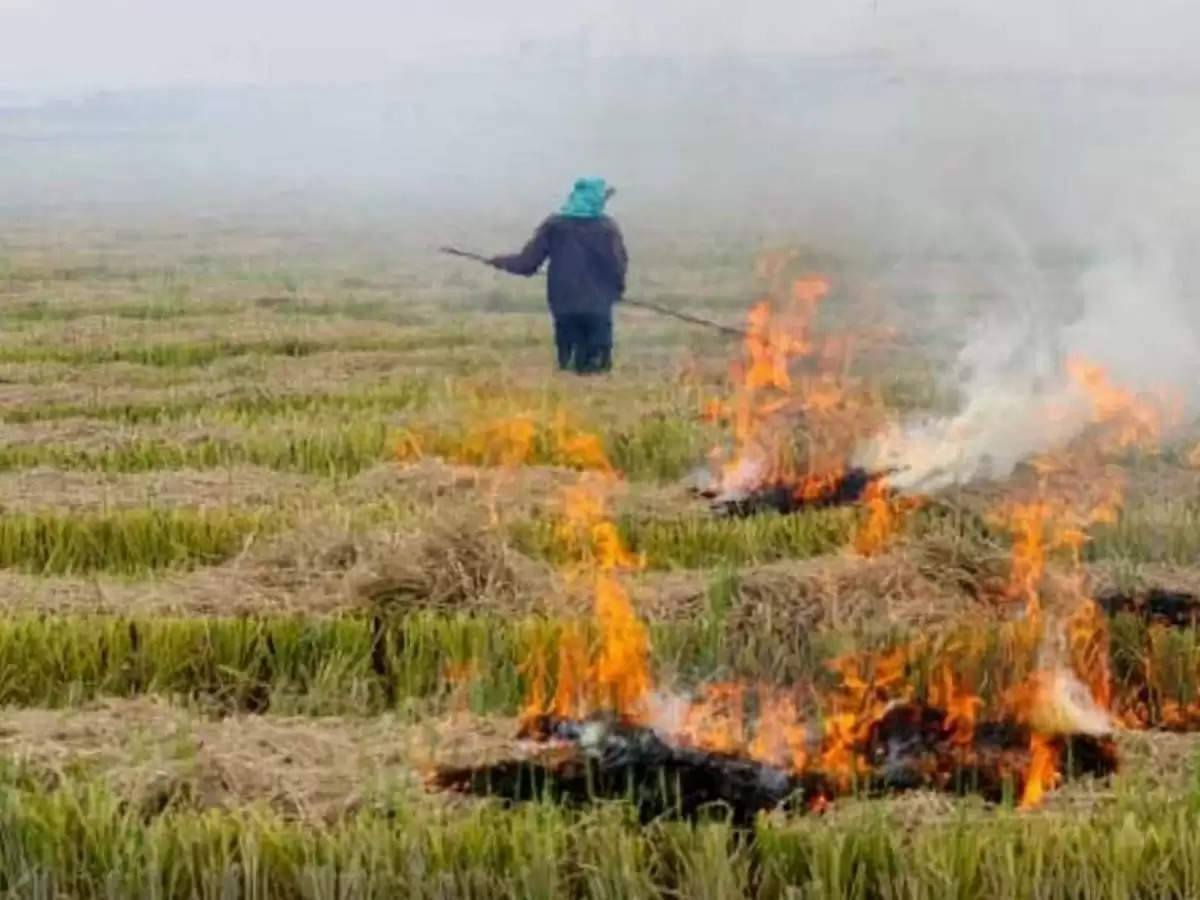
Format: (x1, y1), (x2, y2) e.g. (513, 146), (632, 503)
(3, 215), (1200, 899)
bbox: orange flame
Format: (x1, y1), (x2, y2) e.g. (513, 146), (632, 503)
(747, 687), (810, 771)
(551, 625), (589, 719)
(591, 568), (652, 720)
(853, 480), (922, 557)
(523, 572), (1127, 810)
(517, 342), (1193, 815)
(1065, 357), (1173, 455)
(1019, 733), (1058, 809)
(982, 356), (1175, 804)
(928, 663), (982, 748)
(395, 410), (616, 472)
(523, 448), (651, 725)
(678, 683), (747, 754)
(817, 647), (911, 787)
(705, 270), (884, 497)
(700, 264), (904, 563)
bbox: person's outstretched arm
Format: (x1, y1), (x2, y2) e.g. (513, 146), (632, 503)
(489, 220), (551, 276)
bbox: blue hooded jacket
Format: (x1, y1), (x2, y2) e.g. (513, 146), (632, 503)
(490, 178), (627, 316)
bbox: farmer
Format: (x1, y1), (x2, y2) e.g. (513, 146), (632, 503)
(488, 177), (628, 374)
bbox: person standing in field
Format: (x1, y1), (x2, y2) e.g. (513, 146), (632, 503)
(488, 177), (627, 374)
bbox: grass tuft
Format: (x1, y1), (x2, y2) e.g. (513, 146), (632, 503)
(1088, 502), (1200, 565)
(0, 769), (1199, 897)
(514, 509), (858, 569)
(0, 610), (1172, 717)
(0, 330), (539, 369)
(0, 508), (281, 575)
(0, 423), (397, 477)
(3, 382), (433, 426)
(397, 411), (716, 483)
(0, 300), (242, 326)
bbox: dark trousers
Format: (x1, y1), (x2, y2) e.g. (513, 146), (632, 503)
(553, 312), (612, 374)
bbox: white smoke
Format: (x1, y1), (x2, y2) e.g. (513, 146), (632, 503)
(1026, 668), (1113, 737)
(854, 244), (1200, 494)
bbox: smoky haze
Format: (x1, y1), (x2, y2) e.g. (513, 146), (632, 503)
(6, 58), (1200, 245)
(3, 2), (1200, 488)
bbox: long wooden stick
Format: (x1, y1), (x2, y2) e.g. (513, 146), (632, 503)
(621, 297), (747, 338)
(438, 246), (493, 265)
(438, 246), (746, 338)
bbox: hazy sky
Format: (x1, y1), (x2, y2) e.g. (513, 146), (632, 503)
(3, 0), (1200, 91)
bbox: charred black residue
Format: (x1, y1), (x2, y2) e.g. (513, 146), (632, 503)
(434, 715), (831, 826)
(701, 467), (893, 518)
(431, 707), (1117, 823)
(1096, 588), (1200, 627)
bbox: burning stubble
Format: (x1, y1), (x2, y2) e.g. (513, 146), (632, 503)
(853, 253), (1194, 496)
(443, 422), (1127, 817)
(429, 254), (1200, 821)
(694, 264), (917, 554)
(698, 268), (890, 508)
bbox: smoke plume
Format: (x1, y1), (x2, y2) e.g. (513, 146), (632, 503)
(853, 242), (1200, 494)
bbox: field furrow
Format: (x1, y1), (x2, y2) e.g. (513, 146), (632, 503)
(2, 224), (1199, 896)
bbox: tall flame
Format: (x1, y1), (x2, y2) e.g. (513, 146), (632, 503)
(501, 289), (1197, 814)
(853, 480), (921, 557)
(703, 266), (887, 505)
(524, 461), (652, 724)
(973, 356), (1177, 801)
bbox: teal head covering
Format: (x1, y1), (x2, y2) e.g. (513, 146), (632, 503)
(560, 177), (609, 218)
